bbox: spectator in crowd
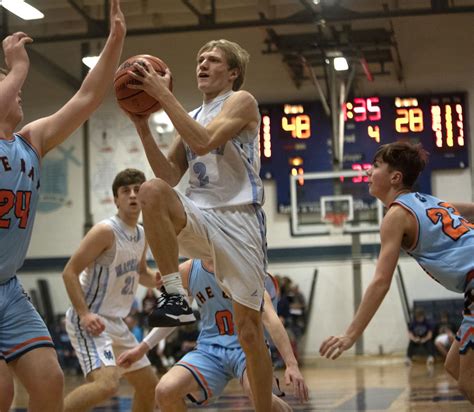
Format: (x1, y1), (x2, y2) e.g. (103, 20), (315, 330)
(125, 314), (144, 343)
(288, 283), (307, 338)
(406, 307), (436, 368)
(434, 312), (456, 358)
(142, 288), (158, 315)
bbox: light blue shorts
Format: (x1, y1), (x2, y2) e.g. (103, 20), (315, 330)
(0, 276), (54, 362)
(176, 343), (246, 405)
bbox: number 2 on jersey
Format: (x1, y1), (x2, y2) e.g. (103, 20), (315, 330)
(427, 202), (474, 241)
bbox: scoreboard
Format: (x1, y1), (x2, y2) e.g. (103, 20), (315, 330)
(259, 93), (469, 213)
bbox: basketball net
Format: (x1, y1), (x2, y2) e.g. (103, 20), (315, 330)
(324, 212), (348, 227)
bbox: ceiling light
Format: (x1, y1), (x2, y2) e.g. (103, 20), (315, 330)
(1, 0), (44, 20)
(333, 57), (349, 71)
(82, 56), (100, 69)
(152, 111), (174, 134)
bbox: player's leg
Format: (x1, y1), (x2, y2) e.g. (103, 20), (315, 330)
(64, 366), (121, 412)
(0, 359), (14, 412)
(155, 365), (200, 412)
(139, 178), (186, 276)
(123, 365), (158, 412)
(10, 347), (64, 412)
(64, 313), (123, 411)
(241, 370), (292, 412)
(233, 301), (273, 412)
(3, 277), (63, 412)
(457, 349), (474, 404)
(444, 338), (460, 380)
(139, 179), (195, 325)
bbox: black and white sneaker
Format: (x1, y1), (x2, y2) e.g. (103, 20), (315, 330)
(272, 376), (285, 397)
(148, 292), (196, 327)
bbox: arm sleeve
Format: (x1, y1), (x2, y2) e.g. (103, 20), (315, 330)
(143, 327), (177, 349)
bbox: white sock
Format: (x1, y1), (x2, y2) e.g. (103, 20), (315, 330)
(162, 272), (186, 295)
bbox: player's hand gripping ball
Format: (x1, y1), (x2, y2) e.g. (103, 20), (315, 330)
(114, 54), (172, 115)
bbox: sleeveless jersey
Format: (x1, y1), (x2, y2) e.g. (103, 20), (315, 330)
(0, 134), (41, 283)
(393, 192), (474, 292)
(184, 90), (264, 208)
(188, 259), (240, 348)
(78, 216), (145, 317)
(188, 259), (275, 348)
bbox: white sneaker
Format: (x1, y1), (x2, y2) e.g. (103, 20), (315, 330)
(404, 357), (412, 367)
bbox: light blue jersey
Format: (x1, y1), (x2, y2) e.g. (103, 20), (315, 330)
(188, 259), (240, 349)
(393, 192), (474, 293)
(0, 134), (41, 283)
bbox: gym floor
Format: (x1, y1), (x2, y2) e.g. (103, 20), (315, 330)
(10, 356), (470, 411)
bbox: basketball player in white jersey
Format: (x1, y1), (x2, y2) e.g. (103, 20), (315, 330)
(62, 169), (157, 412)
(0, 2), (125, 411)
(125, 39), (272, 410)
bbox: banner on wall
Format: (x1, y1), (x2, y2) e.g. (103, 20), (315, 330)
(38, 146), (81, 213)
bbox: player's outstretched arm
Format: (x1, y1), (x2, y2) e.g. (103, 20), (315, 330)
(319, 209), (405, 360)
(262, 291), (309, 403)
(19, 0), (126, 156)
(62, 223), (114, 336)
(0, 32), (32, 121)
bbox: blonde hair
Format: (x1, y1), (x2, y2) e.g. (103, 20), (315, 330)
(197, 39), (250, 91)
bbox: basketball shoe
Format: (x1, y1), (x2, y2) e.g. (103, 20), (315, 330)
(148, 290), (196, 327)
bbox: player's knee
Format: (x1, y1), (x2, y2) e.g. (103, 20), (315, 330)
(97, 378), (120, 399)
(444, 358), (458, 380)
(43, 365), (64, 393)
(30, 366), (64, 402)
(138, 178), (170, 208)
(235, 317), (262, 352)
(155, 380), (179, 405)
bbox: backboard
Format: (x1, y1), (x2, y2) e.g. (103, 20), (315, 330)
(290, 170), (384, 236)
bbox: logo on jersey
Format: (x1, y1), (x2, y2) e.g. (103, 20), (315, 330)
(103, 350), (113, 360)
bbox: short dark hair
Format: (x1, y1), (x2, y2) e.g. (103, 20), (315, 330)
(112, 168), (146, 197)
(373, 141), (428, 189)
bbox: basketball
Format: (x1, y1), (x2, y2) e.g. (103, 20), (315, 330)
(114, 54), (172, 115)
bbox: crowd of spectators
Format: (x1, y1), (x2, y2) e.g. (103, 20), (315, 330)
(405, 307), (457, 371)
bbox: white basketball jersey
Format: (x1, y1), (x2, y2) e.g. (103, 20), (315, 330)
(184, 90), (264, 208)
(78, 216), (145, 318)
